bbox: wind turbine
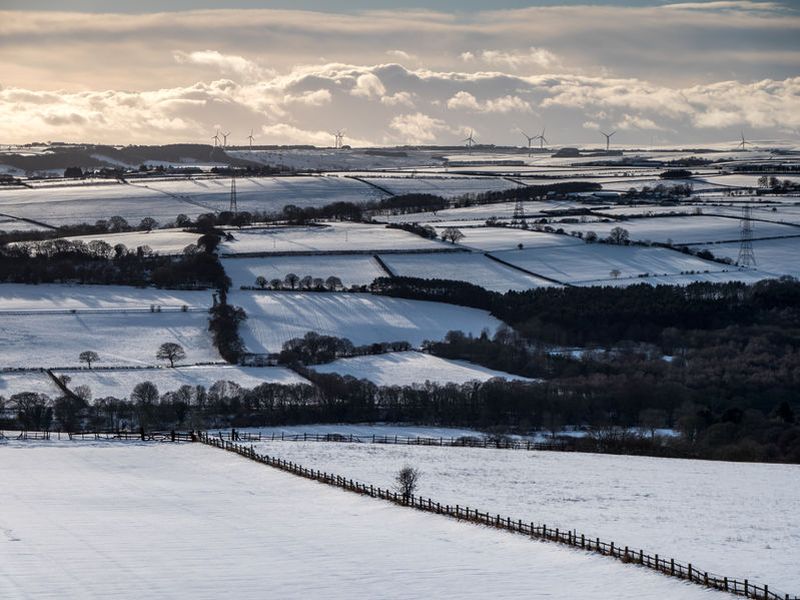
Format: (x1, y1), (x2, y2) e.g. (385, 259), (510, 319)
(519, 129), (535, 156)
(212, 129), (221, 148)
(333, 130), (345, 149)
(222, 131), (231, 148)
(248, 129), (255, 150)
(463, 130), (476, 153)
(738, 131), (750, 151)
(600, 130), (616, 152)
(535, 126), (548, 150)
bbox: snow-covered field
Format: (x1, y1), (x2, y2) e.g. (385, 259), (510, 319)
(257, 441), (800, 593)
(66, 228), (200, 255)
(491, 244), (731, 285)
(695, 237), (800, 278)
(54, 365), (307, 399)
(380, 200), (585, 224)
(0, 176), (382, 227)
(312, 351), (533, 386)
(221, 223), (448, 255)
(565, 215), (799, 245)
(438, 226), (584, 252)
(0, 284), (211, 312)
(0, 371), (60, 399)
(0, 312), (219, 368)
(223, 255), (387, 289)
(0, 443), (721, 599)
(380, 252), (555, 290)
(234, 292), (504, 353)
(227, 423), (487, 439)
(361, 175), (517, 197)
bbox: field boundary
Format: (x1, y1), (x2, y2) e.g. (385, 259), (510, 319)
(198, 433), (797, 600)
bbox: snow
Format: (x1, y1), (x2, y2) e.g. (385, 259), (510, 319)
(223, 255), (387, 289)
(53, 365), (307, 399)
(66, 228), (201, 255)
(695, 237), (800, 278)
(437, 226), (584, 252)
(229, 423), (488, 439)
(256, 441), (800, 593)
(0, 284), (212, 312)
(563, 215), (799, 245)
(311, 351), (534, 386)
(234, 291), (504, 353)
(0, 443), (720, 599)
(0, 176), (381, 227)
(0, 311), (219, 368)
(380, 200), (586, 224)
(0, 371), (60, 399)
(491, 244), (730, 285)
(221, 222), (448, 255)
(360, 176), (517, 197)
(380, 252), (555, 290)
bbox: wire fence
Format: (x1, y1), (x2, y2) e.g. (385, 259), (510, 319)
(199, 433), (798, 600)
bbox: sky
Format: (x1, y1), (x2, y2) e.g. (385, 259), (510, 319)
(1, 1), (799, 147)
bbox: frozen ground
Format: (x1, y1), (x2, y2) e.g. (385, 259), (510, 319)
(360, 175), (517, 197)
(379, 200), (585, 224)
(695, 237), (800, 278)
(66, 228), (201, 255)
(0, 312), (219, 368)
(311, 351), (533, 386)
(54, 365), (307, 399)
(564, 215), (799, 245)
(226, 423), (487, 439)
(220, 222), (448, 255)
(223, 255), (387, 289)
(0, 371), (60, 399)
(438, 226), (584, 252)
(256, 441), (800, 593)
(491, 244), (728, 285)
(234, 292), (504, 353)
(380, 252), (555, 290)
(0, 443), (722, 599)
(0, 175), (381, 227)
(0, 284), (212, 312)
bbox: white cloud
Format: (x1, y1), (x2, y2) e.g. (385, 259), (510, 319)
(389, 112), (452, 144)
(616, 114), (667, 131)
(284, 89), (332, 106)
(350, 73), (386, 98)
(476, 47), (562, 71)
(381, 91), (415, 107)
(386, 50), (417, 61)
(447, 91), (531, 113)
(582, 121), (600, 130)
(173, 50), (271, 81)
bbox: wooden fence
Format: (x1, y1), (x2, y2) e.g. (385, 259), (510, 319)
(198, 433), (798, 600)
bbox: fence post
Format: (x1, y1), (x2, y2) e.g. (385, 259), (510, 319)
(688, 564), (692, 581)
(581, 534), (585, 549)
(671, 559), (675, 575)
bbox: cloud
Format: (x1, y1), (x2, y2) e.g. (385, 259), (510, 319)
(381, 91), (415, 107)
(0, 59), (797, 146)
(389, 112), (452, 144)
(468, 47), (562, 71)
(350, 73), (387, 99)
(386, 50), (417, 62)
(447, 91), (531, 113)
(173, 50), (271, 81)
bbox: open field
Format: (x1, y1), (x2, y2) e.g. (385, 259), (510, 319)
(311, 351), (534, 386)
(258, 440), (800, 593)
(0, 371), (60, 399)
(0, 443), (723, 599)
(437, 226), (584, 251)
(380, 252), (555, 290)
(0, 284), (212, 312)
(0, 311), (219, 368)
(0, 176), (382, 227)
(66, 228), (201, 255)
(234, 292), (504, 353)
(221, 223), (449, 255)
(695, 237), (800, 278)
(360, 175), (517, 197)
(223, 255), (387, 289)
(54, 365), (307, 399)
(491, 244), (734, 285)
(564, 215), (800, 245)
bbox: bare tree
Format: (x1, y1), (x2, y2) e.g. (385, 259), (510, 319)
(156, 342), (186, 368)
(610, 268), (621, 279)
(255, 275), (267, 289)
(607, 226), (630, 245)
(395, 465), (421, 502)
(79, 350), (99, 369)
(284, 273), (299, 290)
(441, 227), (464, 244)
